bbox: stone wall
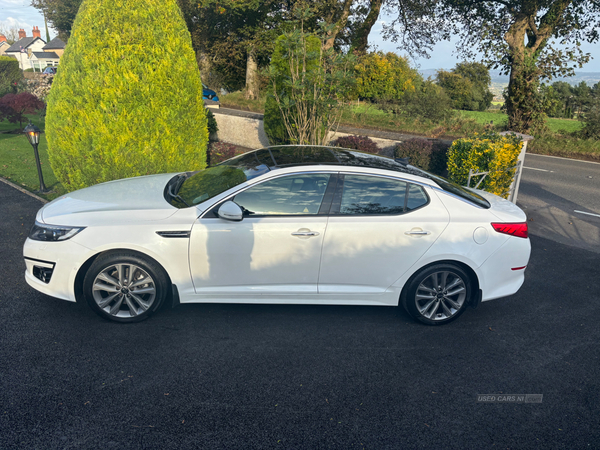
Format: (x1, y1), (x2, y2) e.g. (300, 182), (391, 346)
(212, 109), (404, 152)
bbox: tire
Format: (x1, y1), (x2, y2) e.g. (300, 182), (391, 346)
(83, 252), (169, 323)
(402, 263), (472, 325)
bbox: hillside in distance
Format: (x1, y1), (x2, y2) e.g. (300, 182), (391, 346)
(419, 69), (600, 96)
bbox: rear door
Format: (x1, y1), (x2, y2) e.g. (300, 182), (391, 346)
(318, 174), (450, 294)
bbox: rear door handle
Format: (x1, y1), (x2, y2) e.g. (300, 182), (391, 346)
(405, 228), (431, 236)
(292, 228), (320, 238)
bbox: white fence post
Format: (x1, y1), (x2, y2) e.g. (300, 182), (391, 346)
(499, 131), (534, 204)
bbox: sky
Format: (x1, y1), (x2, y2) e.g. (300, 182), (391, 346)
(1, 0), (599, 72)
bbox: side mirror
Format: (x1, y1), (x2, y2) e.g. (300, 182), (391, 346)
(217, 201), (243, 221)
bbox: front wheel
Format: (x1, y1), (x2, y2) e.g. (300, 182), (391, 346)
(403, 263), (472, 325)
(83, 252), (169, 323)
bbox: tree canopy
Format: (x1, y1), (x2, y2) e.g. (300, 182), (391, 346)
(437, 62), (493, 111)
(382, 0), (600, 132)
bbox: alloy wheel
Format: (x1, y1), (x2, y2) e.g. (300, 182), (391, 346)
(91, 263), (156, 318)
(414, 270), (467, 321)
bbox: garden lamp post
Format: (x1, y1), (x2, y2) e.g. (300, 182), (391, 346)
(23, 121), (48, 193)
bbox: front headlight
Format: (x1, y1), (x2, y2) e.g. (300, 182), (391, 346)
(29, 221), (86, 242)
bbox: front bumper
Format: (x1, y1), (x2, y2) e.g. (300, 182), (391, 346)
(23, 237), (93, 302)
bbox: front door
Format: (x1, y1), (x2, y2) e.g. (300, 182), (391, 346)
(189, 173), (333, 296)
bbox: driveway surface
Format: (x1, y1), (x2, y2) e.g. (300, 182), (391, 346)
(1, 177), (599, 449)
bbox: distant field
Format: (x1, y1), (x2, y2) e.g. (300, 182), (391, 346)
(459, 110), (584, 134)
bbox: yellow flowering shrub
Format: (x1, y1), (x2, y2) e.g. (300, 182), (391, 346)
(447, 132), (523, 198)
(354, 52), (420, 101)
(46, 0), (208, 191)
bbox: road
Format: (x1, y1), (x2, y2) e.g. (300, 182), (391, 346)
(518, 153), (600, 253)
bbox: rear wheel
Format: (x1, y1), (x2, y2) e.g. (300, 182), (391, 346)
(403, 263), (472, 325)
(83, 252), (169, 323)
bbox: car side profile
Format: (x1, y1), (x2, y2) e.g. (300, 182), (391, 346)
(23, 146), (531, 325)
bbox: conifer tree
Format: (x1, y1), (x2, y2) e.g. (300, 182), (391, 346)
(46, 0), (208, 190)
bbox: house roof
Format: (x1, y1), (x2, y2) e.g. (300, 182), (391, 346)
(32, 51), (59, 59)
(5, 37), (45, 53)
(43, 37), (65, 50)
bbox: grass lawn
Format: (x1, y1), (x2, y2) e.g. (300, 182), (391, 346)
(459, 110), (584, 134)
(0, 115), (66, 201)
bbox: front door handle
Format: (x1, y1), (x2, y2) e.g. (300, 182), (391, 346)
(405, 227), (431, 236)
(292, 228), (320, 238)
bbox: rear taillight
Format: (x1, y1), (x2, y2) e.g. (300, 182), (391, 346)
(491, 222), (528, 239)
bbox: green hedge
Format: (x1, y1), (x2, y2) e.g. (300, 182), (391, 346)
(45, 0), (208, 191)
(0, 56), (22, 96)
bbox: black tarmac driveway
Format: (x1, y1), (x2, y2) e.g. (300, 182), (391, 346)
(1, 180), (599, 449)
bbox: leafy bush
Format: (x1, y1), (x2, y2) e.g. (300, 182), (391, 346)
(394, 138), (433, 170)
(330, 135), (379, 153)
(207, 142), (237, 166)
(0, 56), (22, 97)
(206, 108), (218, 136)
(430, 141), (450, 176)
(380, 79), (454, 123)
(354, 52), (421, 102)
(264, 33), (322, 145)
(447, 132), (523, 198)
(45, 0), (208, 191)
(0, 93), (45, 127)
(264, 19), (355, 145)
(579, 99), (600, 139)
(437, 62), (493, 112)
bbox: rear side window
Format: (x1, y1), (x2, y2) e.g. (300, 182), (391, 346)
(336, 175), (428, 215)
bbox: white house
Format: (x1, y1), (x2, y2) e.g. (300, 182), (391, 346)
(4, 27), (47, 70)
(0, 35), (10, 56)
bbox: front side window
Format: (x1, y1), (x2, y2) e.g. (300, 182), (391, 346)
(337, 175), (428, 215)
(233, 174), (331, 216)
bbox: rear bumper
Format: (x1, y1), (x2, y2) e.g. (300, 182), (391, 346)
(478, 236), (531, 302)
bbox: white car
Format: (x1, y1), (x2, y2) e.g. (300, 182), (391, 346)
(23, 146), (531, 325)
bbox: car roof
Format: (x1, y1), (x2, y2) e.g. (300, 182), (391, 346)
(222, 145), (429, 178)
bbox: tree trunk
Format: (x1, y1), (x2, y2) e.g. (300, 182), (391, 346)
(197, 50), (212, 82)
(504, 17), (542, 134)
(322, 0), (354, 50)
(245, 47), (259, 100)
(351, 0), (383, 53)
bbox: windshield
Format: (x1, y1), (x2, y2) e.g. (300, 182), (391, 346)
(175, 160), (270, 208)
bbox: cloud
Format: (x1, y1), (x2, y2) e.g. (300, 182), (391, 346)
(0, 0), (47, 32)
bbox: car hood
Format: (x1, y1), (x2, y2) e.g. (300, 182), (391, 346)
(40, 173), (180, 225)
